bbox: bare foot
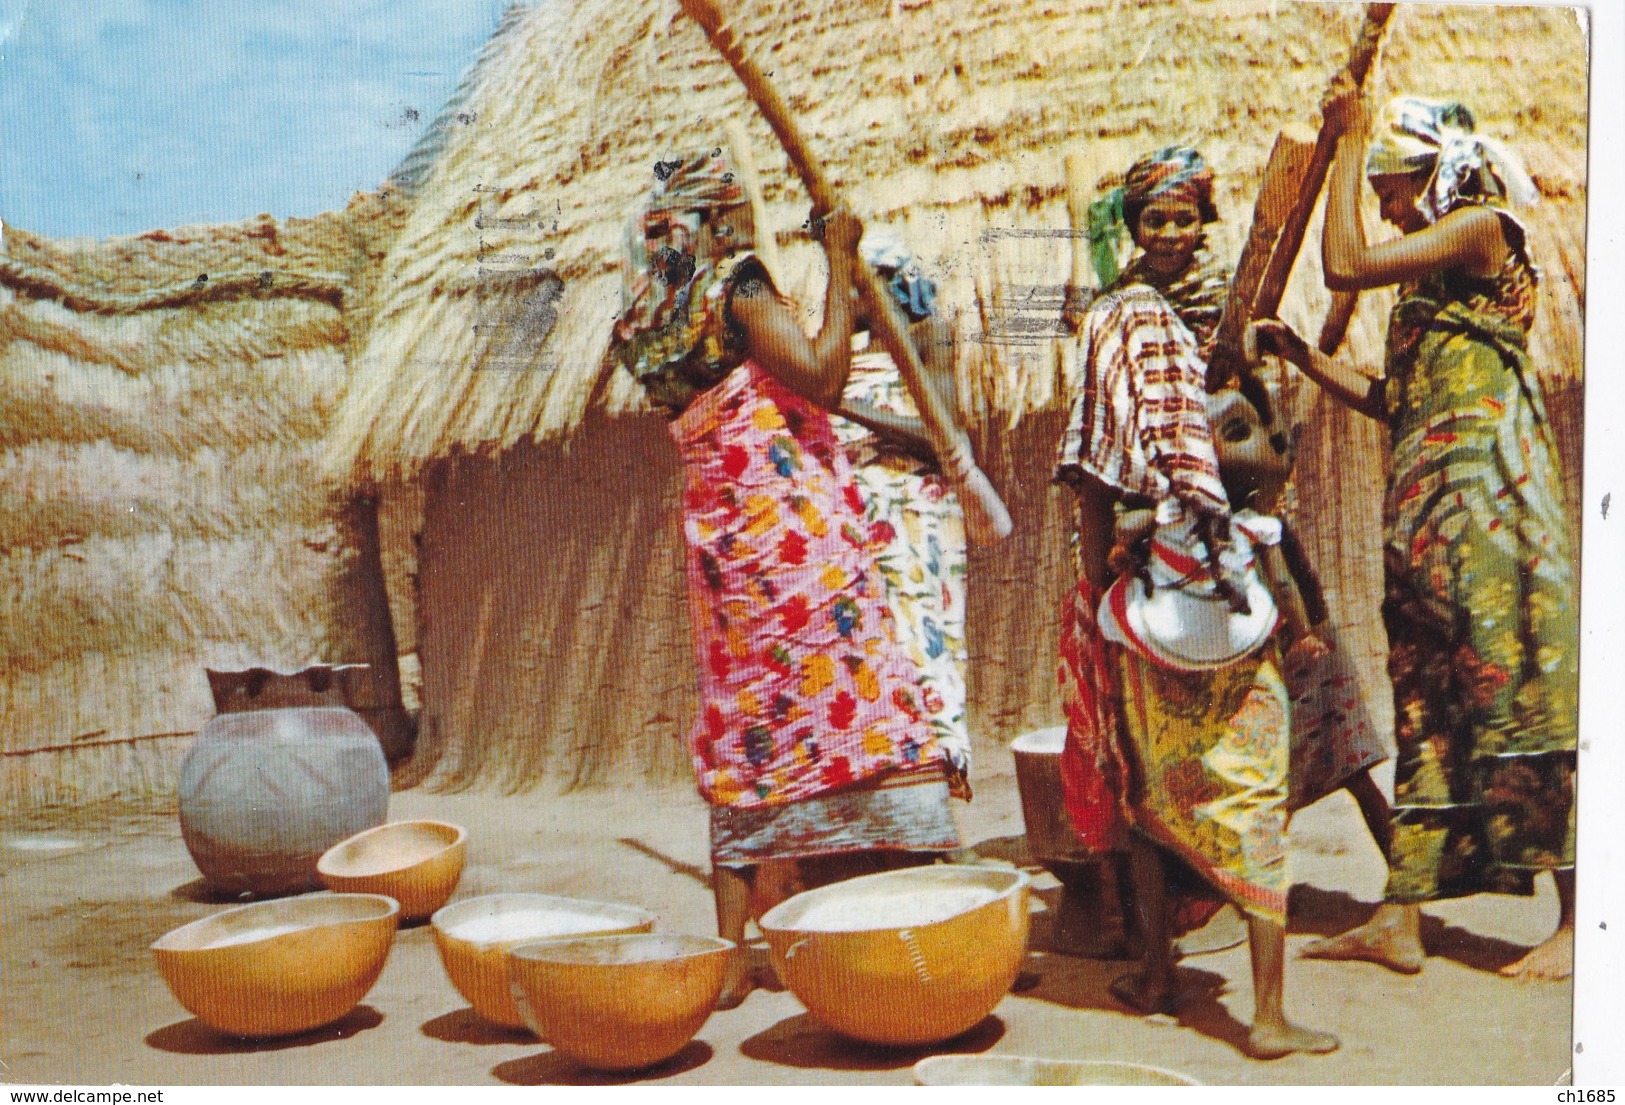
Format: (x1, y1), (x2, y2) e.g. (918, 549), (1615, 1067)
(1301, 919), (1425, 975)
(1109, 970), (1182, 1016)
(1246, 1021), (1341, 1060)
(1499, 924), (1573, 981)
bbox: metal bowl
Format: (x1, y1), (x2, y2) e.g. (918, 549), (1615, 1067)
(914, 1055), (1201, 1085)
(317, 820), (466, 922)
(508, 933), (731, 1071)
(760, 865), (1031, 1046)
(150, 893), (399, 1037)
(429, 893), (656, 1030)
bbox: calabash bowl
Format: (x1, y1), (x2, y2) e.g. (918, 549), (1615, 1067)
(914, 1055), (1201, 1086)
(317, 819), (466, 922)
(508, 933), (731, 1071)
(151, 893), (399, 1038)
(760, 865), (1031, 1047)
(429, 893), (656, 1030)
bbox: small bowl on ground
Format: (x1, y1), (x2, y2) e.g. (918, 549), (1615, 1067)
(508, 933), (732, 1072)
(151, 893), (399, 1038)
(430, 893), (657, 1030)
(317, 819), (466, 922)
(914, 1055), (1201, 1086)
(760, 864), (1030, 1047)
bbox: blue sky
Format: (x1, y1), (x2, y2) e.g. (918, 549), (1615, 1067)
(0, 0), (507, 239)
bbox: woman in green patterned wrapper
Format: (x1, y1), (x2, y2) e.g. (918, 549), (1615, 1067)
(1253, 76), (1579, 981)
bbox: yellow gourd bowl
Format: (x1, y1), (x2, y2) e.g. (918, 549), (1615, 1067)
(760, 865), (1031, 1047)
(429, 893), (656, 1030)
(151, 893), (399, 1038)
(508, 933), (732, 1071)
(317, 819), (466, 922)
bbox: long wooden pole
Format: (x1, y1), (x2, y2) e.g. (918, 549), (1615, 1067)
(1208, 3), (1394, 381)
(677, 0), (1013, 543)
(1206, 131), (1316, 389)
(724, 121), (783, 279)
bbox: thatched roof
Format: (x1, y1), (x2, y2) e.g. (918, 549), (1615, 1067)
(326, 0), (1587, 481)
(0, 195), (409, 805)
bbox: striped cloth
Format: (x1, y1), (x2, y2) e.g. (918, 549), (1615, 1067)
(1055, 284), (1230, 526)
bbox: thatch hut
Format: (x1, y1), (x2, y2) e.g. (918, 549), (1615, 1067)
(0, 191), (417, 807)
(324, 0), (1587, 794)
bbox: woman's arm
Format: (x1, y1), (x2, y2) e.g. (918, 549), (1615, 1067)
(732, 207), (862, 409)
(1252, 319), (1385, 421)
(1320, 77), (1508, 291)
(835, 399), (934, 460)
(836, 316), (960, 459)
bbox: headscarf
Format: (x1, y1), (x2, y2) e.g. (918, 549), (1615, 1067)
(612, 150), (757, 413)
(617, 149), (748, 342)
(1365, 97), (1540, 224)
(861, 229), (938, 323)
(1088, 146), (1219, 289)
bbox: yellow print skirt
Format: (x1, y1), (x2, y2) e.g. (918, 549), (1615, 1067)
(1118, 646), (1290, 924)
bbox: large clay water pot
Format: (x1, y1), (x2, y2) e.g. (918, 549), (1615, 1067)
(179, 704), (389, 897)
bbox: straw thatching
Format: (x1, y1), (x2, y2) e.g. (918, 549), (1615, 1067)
(0, 191), (415, 807)
(326, 0), (1586, 793)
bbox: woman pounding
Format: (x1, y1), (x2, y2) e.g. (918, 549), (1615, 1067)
(1056, 147), (1338, 1059)
(609, 151), (959, 1008)
(1082, 150), (1391, 832)
(1254, 79), (1579, 981)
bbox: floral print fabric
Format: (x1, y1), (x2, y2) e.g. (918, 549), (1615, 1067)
(831, 345), (971, 787)
(1380, 240), (1578, 902)
(1285, 620), (1386, 811)
(1117, 646), (1291, 924)
(670, 360), (939, 811)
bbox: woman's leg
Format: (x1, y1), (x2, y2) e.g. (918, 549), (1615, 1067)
(1344, 767), (1392, 860)
(713, 863), (756, 1009)
(1500, 868), (1575, 980)
(1244, 912), (1340, 1059)
(1110, 836), (1177, 1013)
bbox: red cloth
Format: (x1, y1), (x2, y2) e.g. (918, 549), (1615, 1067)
(1056, 575), (1132, 852)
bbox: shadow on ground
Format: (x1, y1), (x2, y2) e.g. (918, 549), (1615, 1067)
(491, 1040), (714, 1084)
(1287, 885), (1532, 972)
(739, 1012), (1004, 1072)
(420, 1008), (534, 1046)
(144, 1005), (385, 1054)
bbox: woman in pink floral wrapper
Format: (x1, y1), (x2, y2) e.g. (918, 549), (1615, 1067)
(609, 151), (958, 1007)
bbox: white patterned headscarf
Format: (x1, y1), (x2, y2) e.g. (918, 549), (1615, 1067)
(1365, 96), (1539, 224)
(860, 229), (938, 323)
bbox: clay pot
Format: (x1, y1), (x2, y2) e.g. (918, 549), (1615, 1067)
(760, 865), (1031, 1047)
(317, 820), (466, 922)
(508, 934), (731, 1071)
(150, 893), (399, 1037)
(178, 706), (389, 897)
(1010, 727), (1094, 868)
(429, 893), (656, 1030)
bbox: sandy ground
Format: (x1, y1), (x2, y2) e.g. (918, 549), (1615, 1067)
(0, 761), (1571, 1087)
